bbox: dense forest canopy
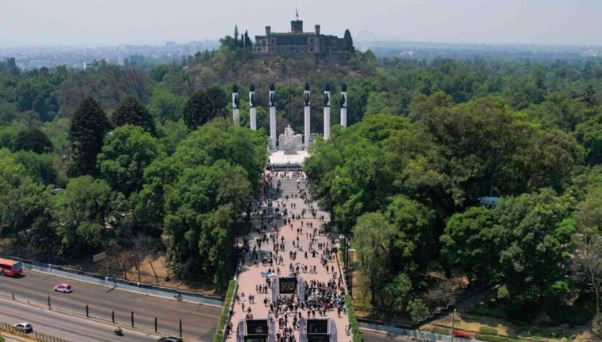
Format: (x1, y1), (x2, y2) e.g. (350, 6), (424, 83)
(1, 39), (602, 324)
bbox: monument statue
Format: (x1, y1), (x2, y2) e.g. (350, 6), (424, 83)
(279, 125), (303, 154)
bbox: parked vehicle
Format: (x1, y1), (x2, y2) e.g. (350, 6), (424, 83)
(12, 322), (33, 333)
(0, 258), (23, 277)
(53, 283), (73, 293)
(157, 337), (183, 342)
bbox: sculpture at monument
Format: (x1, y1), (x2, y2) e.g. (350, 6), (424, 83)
(278, 125), (303, 154)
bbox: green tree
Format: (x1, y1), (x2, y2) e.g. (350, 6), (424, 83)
(97, 125), (165, 196)
(13, 151), (59, 185)
(576, 109), (602, 164)
(183, 87), (228, 130)
(14, 128), (53, 153)
(384, 195), (436, 278)
(353, 212), (396, 304)
(379, 273), (413, 311)
(53, 176), (124, 256)
(407, 299), (430, 323)
(440, 206), (497, 283)
(148, 87), (186, 124)
(112, 95), (156, 135)
(0, 150), (50, 243)
(68, 98), (111, 176)
(493, 189), (574, 309)
(343, 29), (354, 52)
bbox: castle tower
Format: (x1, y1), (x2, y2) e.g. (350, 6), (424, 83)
(249, 84), (257, 131)
(232, 84), (240, 126)
(340, 83), (348, 127)
(304, 82), (311, 149)
(269, 84), (277, 149)
(291, 9), (303, 33)
(323, 85), (331, 140)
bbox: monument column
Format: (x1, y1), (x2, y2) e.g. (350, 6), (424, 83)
(269, 84), (277, 149)
(232, 85), (240, 126)
(323, 85), (331, 140)
(303, 82), (311, 150)
(249, 84), (257, 131)
(340, 83), (348, 127)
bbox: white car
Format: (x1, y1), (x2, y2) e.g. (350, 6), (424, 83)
(53, 283), (73, 293)
(13, 322), (33, 333)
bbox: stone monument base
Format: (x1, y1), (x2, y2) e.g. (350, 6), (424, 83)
(269, 150), (309, 169)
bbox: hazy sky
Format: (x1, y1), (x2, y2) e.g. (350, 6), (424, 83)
(1, 0), (601, 48)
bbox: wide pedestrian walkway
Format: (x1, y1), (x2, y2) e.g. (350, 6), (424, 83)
(225, 170), (351, 342)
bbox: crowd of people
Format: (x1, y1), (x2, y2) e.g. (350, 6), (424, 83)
(227, 169), (350, 342)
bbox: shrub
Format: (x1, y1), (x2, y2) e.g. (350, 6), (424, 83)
(548, 304), (594, 326)
(479, 326), (498, 335)
(345, 295), (362, 342)
(466, 305), (507, 320)
(432, 326), (450, 335)
(475, 334), (529, 342)
(213, 280), (237, 342)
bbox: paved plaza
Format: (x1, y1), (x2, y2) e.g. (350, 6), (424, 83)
(225, 169), (351, 342)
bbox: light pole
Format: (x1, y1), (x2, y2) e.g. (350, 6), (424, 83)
(451, 308), (457, 342)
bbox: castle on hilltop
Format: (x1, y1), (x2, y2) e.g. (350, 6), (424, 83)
(253, 13), (353, 61)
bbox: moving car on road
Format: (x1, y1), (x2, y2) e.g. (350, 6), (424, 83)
(157, 337), (183, 342)
(12, 322), (33, 333)
(0, 258), (23, 277)
(53, 283), (73, 293)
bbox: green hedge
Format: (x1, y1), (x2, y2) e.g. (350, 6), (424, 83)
(548, 304), (594, 326)
(432, 326), (450, 335)
(479, 326), (498, 335)
(475, 333), (529, 342)
(0, 335), (4, 342)
(465, 305), (507, 320)
(345, 295), (362, 342)
(213, 280), (237, 342)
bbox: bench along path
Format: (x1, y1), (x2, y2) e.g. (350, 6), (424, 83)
(226, 170), (351, 342)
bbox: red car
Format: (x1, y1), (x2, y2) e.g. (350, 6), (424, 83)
(53, 283), (73, 293)
(452, 329), (473, 338)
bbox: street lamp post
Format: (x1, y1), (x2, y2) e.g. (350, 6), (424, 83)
(451, 308), (457, 342)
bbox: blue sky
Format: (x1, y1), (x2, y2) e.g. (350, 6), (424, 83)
(1, 0), (601, 47)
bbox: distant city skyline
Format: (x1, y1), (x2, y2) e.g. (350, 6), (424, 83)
(1, 0), (602, 48)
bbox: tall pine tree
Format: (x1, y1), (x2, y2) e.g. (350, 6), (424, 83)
(183, 87), (228, 130)
(112, 96), (156, 135)
(69, 97), (111, 176)
(343, 29), (354, 52)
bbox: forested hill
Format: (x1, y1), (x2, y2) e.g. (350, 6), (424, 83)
(2, 42), (602, 304)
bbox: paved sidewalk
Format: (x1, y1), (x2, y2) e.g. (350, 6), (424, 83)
(225, 170), (351, 342)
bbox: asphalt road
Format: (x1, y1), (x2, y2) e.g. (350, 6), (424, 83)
(0, 270), (221, 341)
(0, 297), (158, 342)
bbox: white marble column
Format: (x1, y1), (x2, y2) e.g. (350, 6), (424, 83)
(249, 85), (257, 131)
(323, 87), (331, 140)
(304, 83), (311, 150)
(269, 85), (277, 149)
(340, 83), (348, 127)
(232, 85), (240, 126)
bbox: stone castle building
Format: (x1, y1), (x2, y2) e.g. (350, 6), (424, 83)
(254, 15), (352, 61)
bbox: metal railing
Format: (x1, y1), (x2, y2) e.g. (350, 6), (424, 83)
(0, 254), (224, 307)
(0, 322), (70, 342)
